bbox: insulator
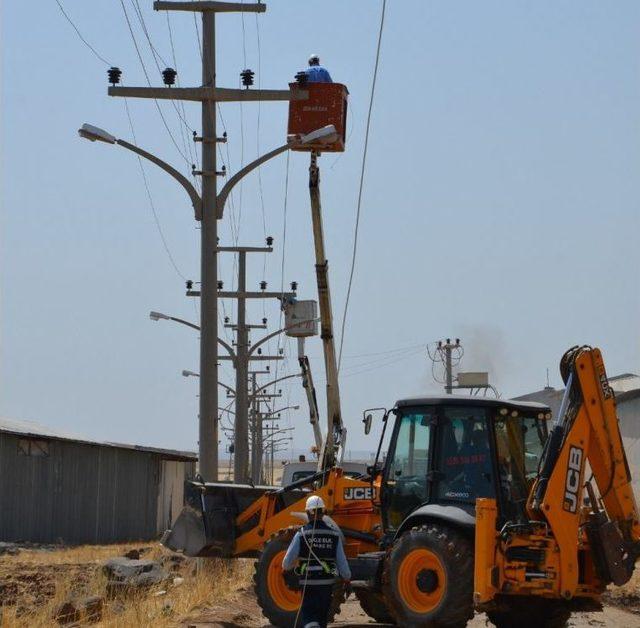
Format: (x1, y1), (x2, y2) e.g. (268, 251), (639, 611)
(266, 236), (274, 246)
(217, 280), (224, 290)
(240, 68), (255, 87)
(162, 67), (177, 86)
(260, 281), (267, 290)
(186, 280), (193, 290)
(262, 318), (267, 325)
(224, 316), (229, 324)
(295, 70), (308, 86)
(290, 281), (298, 291)
(108, 67), (122, 85)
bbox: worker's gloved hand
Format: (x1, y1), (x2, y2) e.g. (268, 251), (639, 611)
(283, 570), (301, 591)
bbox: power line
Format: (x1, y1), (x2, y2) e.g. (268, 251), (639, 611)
(337, 0), (387, 371)
(54, 0), (111, 66)
(119, 0), (191, 166)
(122, 98), (186, 280)
(53, 1), (186, 281)
(272, 151), (291, 390)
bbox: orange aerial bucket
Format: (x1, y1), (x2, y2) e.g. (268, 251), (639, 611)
(287, 82), (348, 152)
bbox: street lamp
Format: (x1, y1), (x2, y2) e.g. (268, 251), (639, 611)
(260, 405), (300, 419)
(82, 120), (335, 482)
(79, 124), (202, 219)
(181, 371), (236, 397)
(149, 310), (235, 362)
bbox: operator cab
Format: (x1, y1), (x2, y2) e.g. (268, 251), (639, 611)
(378, 396), (551, 531)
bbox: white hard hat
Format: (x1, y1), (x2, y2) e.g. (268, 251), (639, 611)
(308, 54), (320, 66)
(305, 495), (325, 511)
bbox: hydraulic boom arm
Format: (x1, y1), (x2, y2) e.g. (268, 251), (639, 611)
(297, 337), (323, 452)
(308, 151), (344, 471)
(475, 346), (640, 608)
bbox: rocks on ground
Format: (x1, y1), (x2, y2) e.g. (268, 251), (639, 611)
(53, 595), (103, 625)
(103, 557), (171, 597)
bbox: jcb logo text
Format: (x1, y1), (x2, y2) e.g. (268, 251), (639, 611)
(344, 487), (375, 501)
(563, 446), (583, 513)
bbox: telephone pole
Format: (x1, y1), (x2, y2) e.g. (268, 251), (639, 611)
(435, 338), (461, 394)
(107, 1), (305, 480)
(215, 244), (294, 482)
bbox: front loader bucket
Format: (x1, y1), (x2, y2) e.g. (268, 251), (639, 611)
(162, 480), (293, 558)
(162, 502), (210, 557)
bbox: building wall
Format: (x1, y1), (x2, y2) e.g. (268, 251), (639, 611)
(619, 396), (640, 500)
(156, 459), (196, 535)
(0, 433), (193, 544)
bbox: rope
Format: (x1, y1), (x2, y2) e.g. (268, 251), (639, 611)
(337, 0), (387, 371)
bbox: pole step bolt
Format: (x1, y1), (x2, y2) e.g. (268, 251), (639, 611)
(108, 67), (122, 85)
(162, 67), (177, 86)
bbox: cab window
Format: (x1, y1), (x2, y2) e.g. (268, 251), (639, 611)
(384, 410), (432, 528)
(435, 407), (494, 503)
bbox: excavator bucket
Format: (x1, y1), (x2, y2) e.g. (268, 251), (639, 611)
(162, 481), (268, 557)
(162, 480), (308, 558)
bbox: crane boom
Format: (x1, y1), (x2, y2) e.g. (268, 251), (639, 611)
(297, 337), (323, 452)
(308, 151), (343, 471)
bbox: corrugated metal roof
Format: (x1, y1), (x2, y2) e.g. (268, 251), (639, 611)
(0, 416), (196, 461)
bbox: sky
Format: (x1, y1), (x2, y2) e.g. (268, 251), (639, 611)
(2, 1), (639, 458)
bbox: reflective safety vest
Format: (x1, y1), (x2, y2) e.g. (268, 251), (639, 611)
(296, 520), (340, 586)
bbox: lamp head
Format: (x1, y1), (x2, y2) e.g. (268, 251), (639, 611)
(78, 123), (116, 144)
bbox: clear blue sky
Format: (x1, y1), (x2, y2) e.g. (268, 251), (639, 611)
(2, 1), (639, 455)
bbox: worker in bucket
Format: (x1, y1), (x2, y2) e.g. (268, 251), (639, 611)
(282, 495), (351, 628)
(304, 54), (333, 83)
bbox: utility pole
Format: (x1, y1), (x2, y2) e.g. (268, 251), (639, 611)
(437, 338), (461, 394)
(108, 1), (304, 480)
(215, 243), (294, 482)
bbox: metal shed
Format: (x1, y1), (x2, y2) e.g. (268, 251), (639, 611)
(0, 417), (196, 544)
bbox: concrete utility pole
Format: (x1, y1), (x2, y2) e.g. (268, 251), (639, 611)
(108, 1), (305, 481)
(438, 338), (461, 394)
(215, 244), (294, 482)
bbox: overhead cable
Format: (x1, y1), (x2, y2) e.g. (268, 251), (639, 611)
(337, 0), (387, 371)
(54, 0), (111, 65)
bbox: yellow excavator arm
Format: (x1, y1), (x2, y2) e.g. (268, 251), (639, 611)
(475, 346), (640, 607)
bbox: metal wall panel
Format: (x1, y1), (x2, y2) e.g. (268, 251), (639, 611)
(0, 433), (190, 544)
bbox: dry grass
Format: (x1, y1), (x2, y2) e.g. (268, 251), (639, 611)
(0, 542), (253, 627)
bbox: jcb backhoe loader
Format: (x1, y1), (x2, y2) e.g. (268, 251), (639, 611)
(164, 345), (640, 627)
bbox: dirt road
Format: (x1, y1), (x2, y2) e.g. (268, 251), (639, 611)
(180, 588), (640, 627)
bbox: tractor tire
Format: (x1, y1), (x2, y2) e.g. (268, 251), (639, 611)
(381, 524), (474, 628)
(253, 528), (345, 628)
(487, 597), (571, 628)
(355, 588), (396, 624)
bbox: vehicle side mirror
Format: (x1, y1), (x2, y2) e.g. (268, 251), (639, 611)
(363, 413), (373, 435)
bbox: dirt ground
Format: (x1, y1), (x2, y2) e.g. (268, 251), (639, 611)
(2, 544), (640, 627)
(180, 586), (640, 628)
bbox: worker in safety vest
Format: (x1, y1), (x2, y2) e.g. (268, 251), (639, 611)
(304, 54), (333, 83)
(282, 495), (351, 628)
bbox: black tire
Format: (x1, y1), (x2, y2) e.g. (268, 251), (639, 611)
(487, 597), (571, 628)
(382, 524), (474, 628)
(355, 588), (396, 625)
(254, 528), (344, 628)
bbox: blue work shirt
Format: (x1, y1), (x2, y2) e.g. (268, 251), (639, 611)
(282, 525), (351, 580)
(305, 65), (333, 83)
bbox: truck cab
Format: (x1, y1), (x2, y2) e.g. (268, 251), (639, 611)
(377, 396), (551, 534)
